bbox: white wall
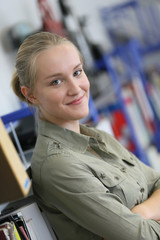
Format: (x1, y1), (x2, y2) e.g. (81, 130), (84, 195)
(0, 0), (42, 116)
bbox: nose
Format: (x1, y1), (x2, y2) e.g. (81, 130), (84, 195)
(67, 78), (81, 95)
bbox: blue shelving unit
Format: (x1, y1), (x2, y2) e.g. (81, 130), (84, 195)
(96, 50), (150, 165)
(101, 0), (160, 48)
(96, 0), (160, 165)
(1, 107), (33, 125)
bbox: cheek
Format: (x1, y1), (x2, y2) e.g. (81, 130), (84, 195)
(83, 77), (90, 91)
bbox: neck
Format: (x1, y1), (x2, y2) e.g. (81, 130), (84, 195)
(43, 117), (80, 133)
(62, 121), (80, 133)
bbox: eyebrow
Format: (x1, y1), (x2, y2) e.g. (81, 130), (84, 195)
(45, 63), (82, 80)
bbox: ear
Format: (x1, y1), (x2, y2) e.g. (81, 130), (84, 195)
(21, 86), (39, 105)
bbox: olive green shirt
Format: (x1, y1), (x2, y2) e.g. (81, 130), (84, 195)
(31, 119), (160, 240)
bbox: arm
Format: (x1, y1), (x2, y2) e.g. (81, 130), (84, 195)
(131, 189), (160, 221)
(41, 155), (160, 240)
(128, 152), (160, 221)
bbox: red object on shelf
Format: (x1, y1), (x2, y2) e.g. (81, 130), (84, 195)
(111, 109), (136, 152)
(37, 0), (66, 36)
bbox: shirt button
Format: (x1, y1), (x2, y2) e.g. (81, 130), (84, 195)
(120, 167), (126, 173)
(114, 176), (120, 181)
(140, 188), (145, 193)
(98, 136), (102, 141)
(57, 143), (61, 149)
(135, 200), (139, 205)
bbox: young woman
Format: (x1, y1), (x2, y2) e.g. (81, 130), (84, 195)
(11, 31), (160, 240)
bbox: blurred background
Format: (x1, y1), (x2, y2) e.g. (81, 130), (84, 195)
(1, 0), (160, 170)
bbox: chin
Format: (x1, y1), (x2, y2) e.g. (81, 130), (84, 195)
(78, 109), (89, 120)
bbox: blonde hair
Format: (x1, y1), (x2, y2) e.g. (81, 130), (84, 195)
(11, 31), (83, 104)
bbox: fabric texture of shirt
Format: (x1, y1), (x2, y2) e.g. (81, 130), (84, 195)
(31, 119), (160, 240)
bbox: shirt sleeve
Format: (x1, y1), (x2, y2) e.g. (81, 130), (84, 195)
(40, 154), (160, 240)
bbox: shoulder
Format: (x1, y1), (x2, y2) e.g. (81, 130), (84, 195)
(33, 132), (87, 168)
(87, 125), (134, 161)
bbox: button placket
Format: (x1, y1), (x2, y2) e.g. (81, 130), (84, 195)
(140, 187), (145, 199)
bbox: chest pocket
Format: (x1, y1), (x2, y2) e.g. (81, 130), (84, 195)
(99, 172), (126, 187)
(96, 169), (128, 205)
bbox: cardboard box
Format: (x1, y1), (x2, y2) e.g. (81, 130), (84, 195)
(0, 118), (31, 204)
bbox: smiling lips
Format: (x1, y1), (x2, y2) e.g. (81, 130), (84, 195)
(67, 95), (84, 105)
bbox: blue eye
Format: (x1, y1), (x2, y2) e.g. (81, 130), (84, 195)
(51, 79), (61, 85)
(73, 70), (82, 77)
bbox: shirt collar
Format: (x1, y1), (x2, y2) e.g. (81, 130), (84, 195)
(38, 119), (135, 165)
(38, 119), (99, 153)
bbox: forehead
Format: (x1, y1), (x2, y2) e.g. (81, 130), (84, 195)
(35, 43), (82, 79)
(37, 43), (81, 63)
